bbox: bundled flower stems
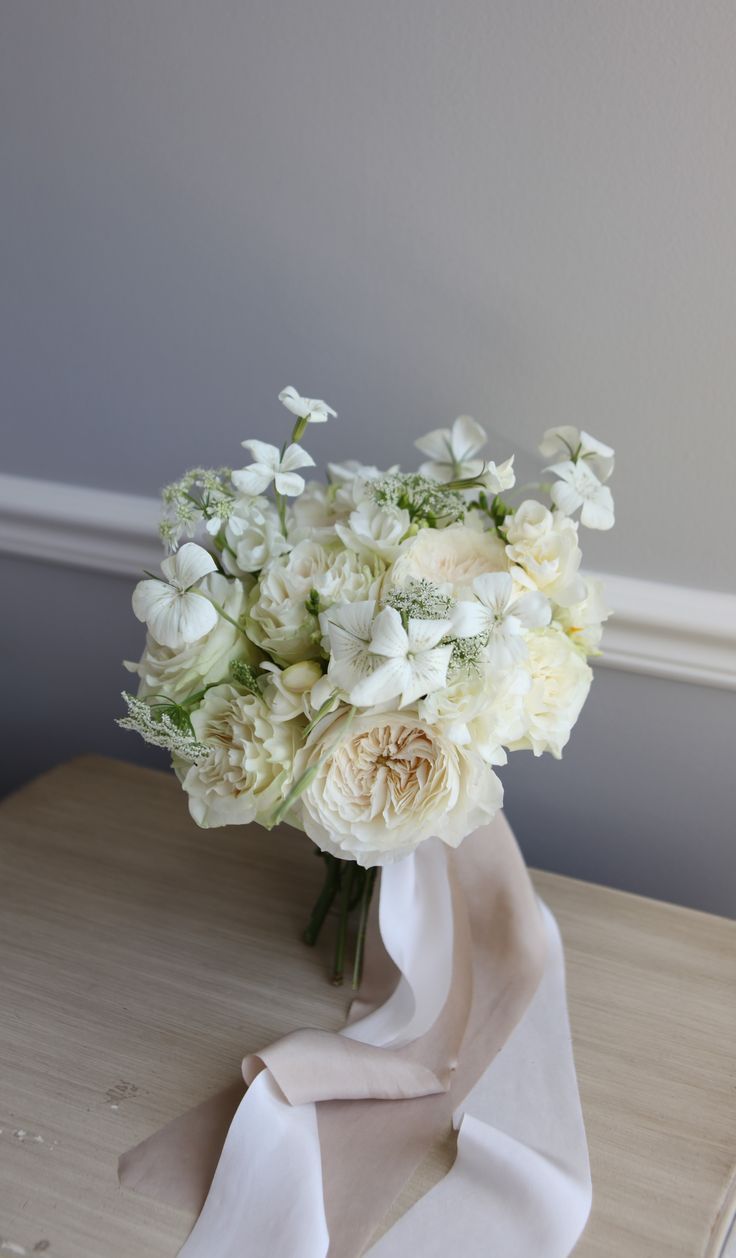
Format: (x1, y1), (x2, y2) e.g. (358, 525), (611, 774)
(119, 389), (614, 982)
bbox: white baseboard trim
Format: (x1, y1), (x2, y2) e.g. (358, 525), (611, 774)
(1, 472), (735, 691)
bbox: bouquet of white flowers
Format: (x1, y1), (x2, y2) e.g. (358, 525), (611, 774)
(119, 388), (614, 985)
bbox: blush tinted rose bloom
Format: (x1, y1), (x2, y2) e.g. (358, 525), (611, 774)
(126, 573), (255, 706)
(387, 524), (507, 597)
(294, 709), (503, 866)
(511, 628), (593, 759)
(182, 684), (302, 826)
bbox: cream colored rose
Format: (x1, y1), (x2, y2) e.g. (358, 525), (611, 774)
(554, 577), (610, 655)
(511, 628), (592, 759)
(294, 709), (503, 866)
(247, 540), (384, 663)
(505, 501), (585, 608)
(419, 661), (530, 766)
(182, 684), (302, 827)
(387, 524), (507, 596)
(126, 573), (256, 706)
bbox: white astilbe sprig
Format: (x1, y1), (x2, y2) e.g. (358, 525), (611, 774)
(117, 693), (209, 763)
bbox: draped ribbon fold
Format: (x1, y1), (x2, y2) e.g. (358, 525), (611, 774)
(120, 813), (592, 1257)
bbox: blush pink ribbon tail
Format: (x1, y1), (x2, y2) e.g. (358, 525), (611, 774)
(119, 814), (591, 1257)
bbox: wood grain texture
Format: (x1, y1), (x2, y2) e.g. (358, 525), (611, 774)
(0, 757), (734, 1257)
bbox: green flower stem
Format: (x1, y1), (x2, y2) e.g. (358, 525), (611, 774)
(274, 488), (288, 535)
(332, 862), (356, 986)
(352, 867), (377, 991)
(303, 854), (342, 945)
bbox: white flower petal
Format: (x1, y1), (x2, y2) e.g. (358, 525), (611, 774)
(281, 443), (316, 472)
(449, 600), (490, 638)
(406, 617), (452, 652)
(580, 488), (615, 530)
(148, 590), (218, 649)
(550, 478), (583, 517)
(132, 579), (175, 624)
(274, 470), (306, 497)
(369, 606), (409, 658)
(400, 644), (453, 706)
(538, 425), (581, 460)
(414, 427), (452, 461)
(350, 656), (409, 706)
(241, 439), (280, 467)
(166, 542), (217, 590)
(451, 415), (486, 460)
(514, 591), (552, 629)
(472, 571), (513, 611)
(232, 465), (275, 495)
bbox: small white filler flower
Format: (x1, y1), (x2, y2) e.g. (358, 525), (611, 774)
(132, 543), (218, 649)
(232, 440), (315, 498)
(548, 459), (615, 530)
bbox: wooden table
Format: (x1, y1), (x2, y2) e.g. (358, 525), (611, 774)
(1, 757), (734, 1257)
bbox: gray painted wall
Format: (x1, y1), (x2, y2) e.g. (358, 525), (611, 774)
(2, 2), (735, 915)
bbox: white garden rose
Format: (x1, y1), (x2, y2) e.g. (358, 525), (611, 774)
(182, 684), (302, 827)
(387, 524), (507, 597)
(511, 628), (592, 759)
(419, 661), (530, 765)
(247, 540), (384, 663)
(294, 709), (504, 866)
(335, 499), (410, 561)
(126, 573), (256, 706)
(221, 496), (289, 575)
(289, 481), (344, 543)
(505, 501), (585, 608)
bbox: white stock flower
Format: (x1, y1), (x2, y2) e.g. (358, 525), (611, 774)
(127, 572), (254, 705)
(221, 497), (288, 574)
(278, 386), (336, 424)
(248, 541), (382, 663)
(388, 524), (507, 597)
(132, 543), (218, 649)
(351, 606), (453, 708)
(471, 572), (551, 667)
(548, 460), (615, 530)
(512, 629), (592, 758)
(539, 427), (614, 482)
(505, 501), (585, 607)
(294, 709), (504, 866)
(415, 415), (487, 481)
(233, 441), (315, 498)
(182, 684), (301, 827)
(336, 499), (411, 561)
(555, 577), (611, 655)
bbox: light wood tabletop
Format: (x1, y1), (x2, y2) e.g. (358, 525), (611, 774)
(0, 756), (734, 1258)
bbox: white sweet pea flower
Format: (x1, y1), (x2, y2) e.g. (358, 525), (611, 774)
(233, 440), (315, 497)
(351, 606), (453, 708)
(132, 543), (218, 649)
(471, 572), (551, 667)
(539, 427), (614, 482)
(548, 460), (615, 530)
(415, 415), (487, 482)
(278, 385), (337, 424)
